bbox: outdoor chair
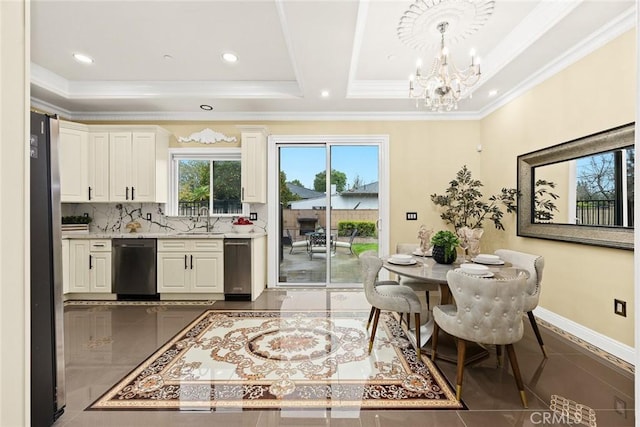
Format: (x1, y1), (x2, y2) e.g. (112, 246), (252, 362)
(287, 229), (308, 254)
(335, 229), (358, 255)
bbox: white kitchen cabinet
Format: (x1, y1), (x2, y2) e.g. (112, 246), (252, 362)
(68, 239), (112, 293)
(109, 131), (157, 202)
(59, 122), (88, 202)
(61, 239), (70, 294)
(87, 132), (110, 202)
(240, 127), (268, 203)
(157, 239), (223, 294)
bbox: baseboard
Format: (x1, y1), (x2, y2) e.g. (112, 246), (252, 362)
(534, 306), (635, 365)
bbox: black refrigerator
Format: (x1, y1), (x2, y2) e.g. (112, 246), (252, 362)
(30, 111), (65, 425)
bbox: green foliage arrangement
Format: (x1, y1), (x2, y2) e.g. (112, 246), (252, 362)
(62, 215), (92, 224)
(337, 220), (376, 237)
(430, 230), (460, 260)
(430, 165), (518, 231)
(534, 179), (559, 222)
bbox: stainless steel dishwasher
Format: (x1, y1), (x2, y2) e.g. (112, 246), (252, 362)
(224, 239), (251, 301)
(112, 238), (158, 300)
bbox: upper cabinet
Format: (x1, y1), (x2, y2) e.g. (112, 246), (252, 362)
(59, 121), (169, 203)
(239, 127), (268, 204)
(59, 122), (88, 202)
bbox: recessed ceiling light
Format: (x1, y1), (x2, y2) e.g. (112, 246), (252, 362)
(221, 52), (238, 63)
(387, 54), (397, 61)
(488, 89), (498, 97)
(200, 104), (213, 111)
(321, 90), (330, 98)
(163, 54), (174, 60)
(73, 53), (94, 64)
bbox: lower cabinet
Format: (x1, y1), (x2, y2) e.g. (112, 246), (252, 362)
(68, 239), (112, 293)
(157, 239), (223, 294)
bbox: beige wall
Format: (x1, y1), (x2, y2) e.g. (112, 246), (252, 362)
(82, 32), (636, 348)
(0, 1), (29, 424)
(480, 30), (636, 346)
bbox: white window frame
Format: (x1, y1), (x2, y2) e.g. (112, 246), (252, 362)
(168, 147), (248, 217)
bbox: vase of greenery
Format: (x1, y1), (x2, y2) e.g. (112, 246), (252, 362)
(430, 165), (518, 231)
(430, 230), (460, 264)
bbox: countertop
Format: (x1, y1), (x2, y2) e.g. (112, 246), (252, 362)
(62, 231), (266, 240)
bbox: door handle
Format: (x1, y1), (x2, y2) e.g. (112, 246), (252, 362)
(88, 186), (92, 200)
(184, 254), (187, 269)
(89, 254), (93, 269)
(126, 187), (129, 200)
(131, 187), (135, 200)
(241, 187), (244, 200)
(190, 255), (193, 269)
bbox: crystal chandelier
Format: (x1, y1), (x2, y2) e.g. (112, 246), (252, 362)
(409, 21), (481, 112)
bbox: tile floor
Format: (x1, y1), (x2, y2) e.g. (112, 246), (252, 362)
(55, 289), (634, 426)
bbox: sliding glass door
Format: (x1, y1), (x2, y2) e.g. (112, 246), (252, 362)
(269, 136), (387, 288)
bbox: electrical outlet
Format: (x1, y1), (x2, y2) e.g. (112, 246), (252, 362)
(614, 299), (626, 317)
(249, 212), (258, 221)
(406, 212), (418, 221)
(146, 213), (152, 221)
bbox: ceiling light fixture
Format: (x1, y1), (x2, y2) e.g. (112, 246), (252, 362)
(199, 104), (213, 111)
(221, 52), (238, 63)
(408, 21), (481, 112)
(488, 89), (498, 97)
(321, 90), (330, 98)
(72, 53), (94, 64)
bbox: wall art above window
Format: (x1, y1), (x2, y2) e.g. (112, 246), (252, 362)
(177, 128), (237, 144)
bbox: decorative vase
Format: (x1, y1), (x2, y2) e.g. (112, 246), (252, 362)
(432, 245), (455, 264)
(457, 227), (484, 259)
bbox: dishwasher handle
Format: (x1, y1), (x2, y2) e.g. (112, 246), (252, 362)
(224, 242), (250, 247)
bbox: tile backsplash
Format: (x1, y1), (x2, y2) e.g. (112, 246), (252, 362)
(62, 203), (268, 234)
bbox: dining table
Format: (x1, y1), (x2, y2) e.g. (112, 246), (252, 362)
(383, 253), (526, 364)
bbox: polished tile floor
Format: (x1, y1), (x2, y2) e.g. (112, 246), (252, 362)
(55, 289), (634, 426)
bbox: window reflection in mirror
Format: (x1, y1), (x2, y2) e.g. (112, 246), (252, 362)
(533, 147), (634, 227)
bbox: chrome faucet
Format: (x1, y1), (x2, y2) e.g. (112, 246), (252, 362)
(199, 207), (211, 232)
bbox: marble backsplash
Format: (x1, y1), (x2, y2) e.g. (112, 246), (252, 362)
(62, 203), (268, 235)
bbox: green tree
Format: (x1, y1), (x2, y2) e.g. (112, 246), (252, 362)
(289, 179), (303, 187)
(313, 169), (347, 193)
(212, 161), (241, 200)
(280, 171), (300, 207)
(179, 160), (209, 202)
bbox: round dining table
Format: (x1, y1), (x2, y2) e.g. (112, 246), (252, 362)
(382, 254), (525, 364)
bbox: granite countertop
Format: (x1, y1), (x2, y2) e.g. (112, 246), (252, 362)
(62, 231), (266, 239)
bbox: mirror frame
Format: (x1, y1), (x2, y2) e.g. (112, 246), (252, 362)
(517, 122), (634, 250)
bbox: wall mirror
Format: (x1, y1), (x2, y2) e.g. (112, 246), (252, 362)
(517, 123), (634, 250)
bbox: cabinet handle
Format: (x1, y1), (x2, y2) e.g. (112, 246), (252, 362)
(184, 254), (188, 270)
(126, 187), (129, 200)
(88, 186), (92, 200)
(190, 255), (193, 269)
(131, 187), (135, 200)
(241, 187), (244, 200)
(89, 254), (93, 270)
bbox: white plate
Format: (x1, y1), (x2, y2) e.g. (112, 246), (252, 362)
(412, 249), (432, 257)
(472, 257), (505, 265)
(388, 258), (417, 266)
(455, 268), (494, 278)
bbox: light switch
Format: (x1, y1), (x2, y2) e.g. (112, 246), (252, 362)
(406, 212), (418, 221)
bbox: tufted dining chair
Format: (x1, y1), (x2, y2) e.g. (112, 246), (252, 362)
(361, 254), (423, 354)
(396, 243), (440, 309)
(494, 249), (547, 358)
(360, 250), (398, 329)
(432, 269), (529, 407)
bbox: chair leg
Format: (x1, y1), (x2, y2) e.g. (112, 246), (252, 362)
(414, 313), (421, 353)
(496, 344), (503, 367)
(425, 291), (430, 310)
(527, 311), (548, 358)
(406, 313), (410, 328)
(505, 344), (528, 408)
(431, 321), (439, 361)
(366, 306), (375, 330)
(455, 339), (467, 401)
(368, 308), (381, 354)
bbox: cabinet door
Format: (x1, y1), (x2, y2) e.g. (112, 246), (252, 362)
(90, 252), (112, 293)
(157, 252), (189, 293)
(190, 252), (224, 293)
(109, 132), (132, 201)
(130, 132), (156, 202)
(240, 131), (267, 203)
(62, 239), (70, 294)
(59, 127), (88, 202)
(68, 240), (90, 292)
(88, 132), (110, 202)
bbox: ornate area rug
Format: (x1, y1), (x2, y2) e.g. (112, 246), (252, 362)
(89, 310), (463, 410)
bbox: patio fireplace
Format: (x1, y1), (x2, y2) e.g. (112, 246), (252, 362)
(297, 217), (318, 235)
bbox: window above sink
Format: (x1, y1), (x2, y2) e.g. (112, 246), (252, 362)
(168, 148), (248, 218)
